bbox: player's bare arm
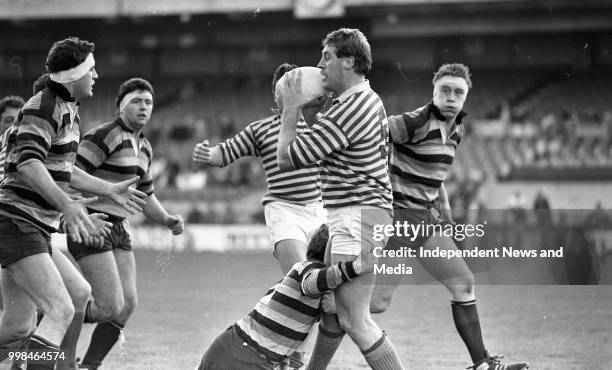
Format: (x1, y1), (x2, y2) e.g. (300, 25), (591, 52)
(277, 70), (308, 170)
(18, 160), (98, 243)
(142, 193), (184, 235)
(277, 107), (300, 171)
(439, 183), (454, 223)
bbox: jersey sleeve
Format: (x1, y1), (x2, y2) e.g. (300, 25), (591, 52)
(287, 117), (349, 169)
(14, 110), (58, 167)
(299, 261), (359, 298)
(388, 106), (430, 144)
(218, 123), (258, 166)
(76, 128), (114, 173)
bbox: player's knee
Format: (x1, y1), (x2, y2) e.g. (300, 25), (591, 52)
(369, 295), (392, 314)
(458, 273), (475, 292)
(122, 293), (138, 317)
(448, 273), (475, 296)
(46, 300), (75, 326)
(336, 312), (367, 335)
(72, 281), (92, 308)
(96, 297), (124, 321)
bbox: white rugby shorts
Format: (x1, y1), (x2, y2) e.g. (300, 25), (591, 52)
(264, 201), (327, 245)
(327, 206), (392, 257)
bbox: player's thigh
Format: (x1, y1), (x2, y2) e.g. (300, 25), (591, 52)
(0, 269), (36, 341)
(332, 254), (375, 321)
(418, 234), (474, 286)
(274, 239), (307, 274)
(114, 249), (137, 308)
(77, 251), (123, 305)
(52, 249), (91, 306)
(266, 202), (314, 246)
(4, 253), (71, 317)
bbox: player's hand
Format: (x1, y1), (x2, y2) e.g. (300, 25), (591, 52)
(83, 235), (106, 249)
(192, 140), (212, 164)
(281, 68), (307, 109)
(320, 292), (337, 314)
(108, 177), (147, 215)
(62, 197), (100, 244)
(89, 213), (112, 239)
(165, 214), (184, 235)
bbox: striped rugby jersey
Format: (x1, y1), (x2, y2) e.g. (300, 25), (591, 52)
(76, 117), (154, 218)
(0, 129), (9, 182)
(388, 102), (466, 209)
(0, 81), (80, 233)
(218, 114), (321, 206)
(286, 81), (393, 211)
(237, 260), (357, 356)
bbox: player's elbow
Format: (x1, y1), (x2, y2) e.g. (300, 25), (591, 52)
(278, 157), (294, 171)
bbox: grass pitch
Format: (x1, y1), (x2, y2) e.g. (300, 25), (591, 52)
(74, 250), (611, 369)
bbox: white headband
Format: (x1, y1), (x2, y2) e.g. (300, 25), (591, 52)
(49, 53), (95, 84)
(119, 91), (148, 113)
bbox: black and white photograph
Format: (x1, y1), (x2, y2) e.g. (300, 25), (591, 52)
(0, 0), (611, 369)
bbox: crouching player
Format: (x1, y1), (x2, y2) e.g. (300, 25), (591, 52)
(198, 224), (362, 370)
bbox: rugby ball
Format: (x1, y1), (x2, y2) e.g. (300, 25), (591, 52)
(275, 66), (326, 106)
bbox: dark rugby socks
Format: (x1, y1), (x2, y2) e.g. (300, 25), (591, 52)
(305, 325), (345, 370)
(451, 300), (487, 363)
(26, 335), (61, 370)
(57, 312), (85, 370)
(362, 331), (404, 370)
(81, 320), (124, 367)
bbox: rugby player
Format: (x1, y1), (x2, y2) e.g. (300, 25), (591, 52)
(198, 224), (363, 370)
(1, 79), (107, 370)
(0, 95), (25, 181)
(277, 28), (404, 369)
(192, 62), (327, 275)
(370, 63), (528, 370)
(68, 77), (184, 370)
(0, 37), (146, 370)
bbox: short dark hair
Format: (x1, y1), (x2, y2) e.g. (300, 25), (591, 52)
(322, 28), (372, 75)
(115, 78), (155, 108)
(272, 63), (298, 95)
(306, 224), (329, 262)
(45, 37), (95, 73)
(433, 63), (472, 89)
(32, 74), (50, 95)
(0, 95), (25, 115)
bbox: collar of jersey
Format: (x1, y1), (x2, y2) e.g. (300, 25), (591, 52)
(332, 80), (370, 105)
(115, 116), (144, 137)
(46, 79), (76, 103)
(428, 101), (467, 125)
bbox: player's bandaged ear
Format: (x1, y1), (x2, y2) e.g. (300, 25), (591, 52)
(49, 53), (95, 84)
